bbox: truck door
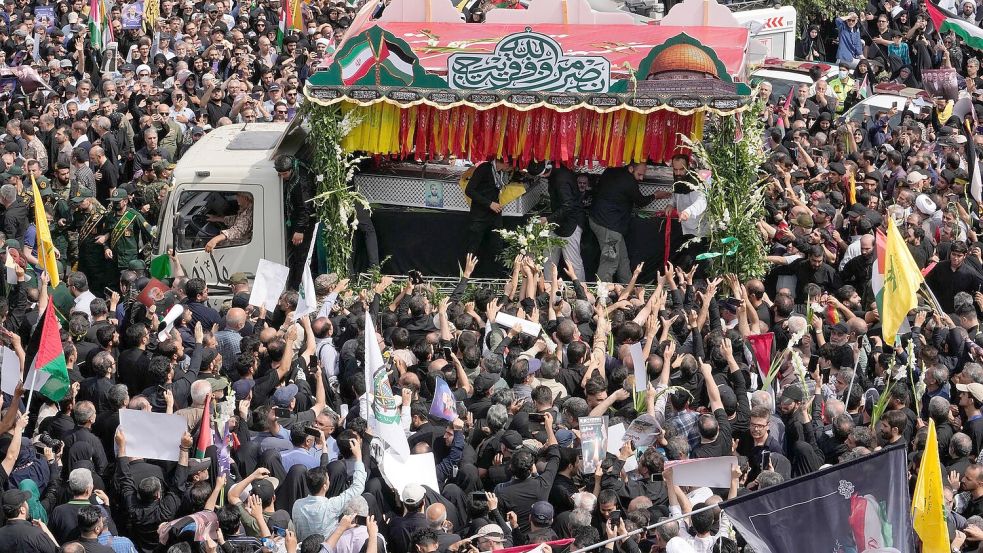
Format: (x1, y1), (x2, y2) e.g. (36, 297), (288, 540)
(170, 183), (264, 295)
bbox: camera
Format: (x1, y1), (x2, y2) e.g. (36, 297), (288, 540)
(36, 432), (63, 455)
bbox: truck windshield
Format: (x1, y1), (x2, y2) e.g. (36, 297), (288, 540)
(173, 190), (254, 252)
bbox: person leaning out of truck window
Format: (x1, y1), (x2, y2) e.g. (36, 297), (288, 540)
(204, 192), (254, 253)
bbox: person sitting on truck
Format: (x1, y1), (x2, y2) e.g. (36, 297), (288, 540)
(273, 154), (313, 289)
(204, 192), (253, 253)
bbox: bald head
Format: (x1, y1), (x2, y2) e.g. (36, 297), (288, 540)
(225, 308), (246, 331)
(426, 503), (447, 528)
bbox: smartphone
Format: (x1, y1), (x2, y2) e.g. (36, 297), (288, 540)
(442, 346), (452, 361)
(808, 354), (819, 374)
(609, 510), (621, 524)
(471, 491), (488, 502)
(272, 527), (286, 538)
(274, 407), (291, 418)
(303, 427), (321, 438)
(761, 450), (771, 468)
(528, 413), (546, 423)
(354, 515), (367, 526)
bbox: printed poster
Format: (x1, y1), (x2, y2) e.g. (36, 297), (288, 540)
(579, 415), (608, 474)
(121, 1), (144, 30)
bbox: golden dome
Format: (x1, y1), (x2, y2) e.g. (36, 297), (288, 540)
(650, 43), (719, 78)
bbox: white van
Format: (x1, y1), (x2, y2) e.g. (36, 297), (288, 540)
(156, 121), (305, 297)
(733, 5), (797, 61)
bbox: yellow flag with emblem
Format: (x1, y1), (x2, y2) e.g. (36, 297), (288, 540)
(882, 216), (920, 346)
(30, 175), (59, 288)
(912, 419), (950, 552)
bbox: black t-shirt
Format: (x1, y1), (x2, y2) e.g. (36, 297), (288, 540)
(692, 408), (733, 459)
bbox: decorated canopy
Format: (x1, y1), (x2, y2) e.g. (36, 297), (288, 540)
(304, 19), (753, 166)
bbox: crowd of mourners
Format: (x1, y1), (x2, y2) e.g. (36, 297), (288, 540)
(11, 0), (983, 552)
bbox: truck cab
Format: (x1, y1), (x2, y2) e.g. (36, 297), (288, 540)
(156, 121), (304, 299)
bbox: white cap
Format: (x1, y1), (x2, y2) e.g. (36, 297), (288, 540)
(400, 483), (426, 506)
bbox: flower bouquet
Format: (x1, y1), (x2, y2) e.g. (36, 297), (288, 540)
(495, 218), (564, 269)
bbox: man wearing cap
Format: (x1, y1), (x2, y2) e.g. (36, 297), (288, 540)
(73, 188), (112, 296)
(0, 483), (57, 552)
(493, 412), (559, 533)
(471, 523), (510, 551)
(957, 382), (983, 455)
(99, 188), (154, 279)
(513, 501), (558, 545)
(389, 482), (431, 552)
(227, 467), (294, 537)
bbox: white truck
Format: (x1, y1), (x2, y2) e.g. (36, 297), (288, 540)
(733, 5), (797, 62)
(156, 121), (304, 297)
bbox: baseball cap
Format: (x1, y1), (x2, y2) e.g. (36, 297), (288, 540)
(473, 373), (498, 394)
(957, 382), (983, 402)
(206, 376), (229, 392)
(401, 483), (426, 506)
(791, 213), (814, 229)
(500, 430), (523, 451)
(531, 501), (554, 525)
(229, 272), (248, 285)
(232, 378), (255, 398)
(473, 524), (506, 543)
(249, 477), (279, 503)
(187, 457), (211, 473)
(831, 322), (849, 334)
(907, 171), (926, 185)
(127, 259), (146, 271)
(2, 489), (29, 509)
(191, 126), (205, 135)
(781, 385), (804, 404)
(108, 188), (128, 202)
(272, 383), (299, 408)
(268, 83), (281, 91)
(827, 162), (846, 175)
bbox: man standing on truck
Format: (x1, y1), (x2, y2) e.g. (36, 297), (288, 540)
(464, 158), (513, 270)
(274, 154), (313, 288)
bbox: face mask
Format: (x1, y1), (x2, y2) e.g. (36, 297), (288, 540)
(839, 71), (848, 79)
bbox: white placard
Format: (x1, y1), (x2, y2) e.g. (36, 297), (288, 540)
(0, 347), (19, 395)
(380, 450), (440, 497)
(606, 423), (626, 455)
(666, 456), (737, 489)
(248, 259), (290, 311)
(494, 312), (542, 337)
(629, 342), (646, 392)
(118, 409), (188, 461)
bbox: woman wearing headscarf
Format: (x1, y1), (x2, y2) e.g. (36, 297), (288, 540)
(274, 464), (310, 512)
(796, 25), (827, 61)
(18, 479), (49, 524)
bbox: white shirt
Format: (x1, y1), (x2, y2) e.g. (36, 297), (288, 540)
(71, 290), (95, 316)
(674, 190), (708, 238)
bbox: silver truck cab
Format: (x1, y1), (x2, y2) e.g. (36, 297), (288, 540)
(156, 121), (307, 300)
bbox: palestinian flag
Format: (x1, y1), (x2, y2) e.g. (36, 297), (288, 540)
(194, 393), (212, 458)
(26, 299), (69, 402)
(340, 41), (376, 85)
(858, 73), (871, 100)
(88, 0), (113, 51)
(926, 0), (983, 50)
(378, 40), (415, 85)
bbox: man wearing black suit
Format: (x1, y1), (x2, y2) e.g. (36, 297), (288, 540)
(464, 158), (512, 265)
(89, 145), (117, 204)
(543, 164), (585, 281)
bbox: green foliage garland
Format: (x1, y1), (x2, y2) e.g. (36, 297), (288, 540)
(683, 103), (769, 280)
(302, 103), (368, 274)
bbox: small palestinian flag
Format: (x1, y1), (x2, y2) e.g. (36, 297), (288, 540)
(378, 40), (415, 85)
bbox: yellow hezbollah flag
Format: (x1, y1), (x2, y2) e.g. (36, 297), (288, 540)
(882, 217), (921, 346)
(912, 419), (949, 553)
(30, 175), (59, 288)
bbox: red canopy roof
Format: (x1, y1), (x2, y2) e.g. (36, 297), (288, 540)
(325, 23), (749, 79)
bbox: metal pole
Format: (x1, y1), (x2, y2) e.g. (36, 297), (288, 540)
(566, 503), (720, 553)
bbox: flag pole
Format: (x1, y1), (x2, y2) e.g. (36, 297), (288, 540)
(25, 359), (39, 410)
(567, 503), (719, 553)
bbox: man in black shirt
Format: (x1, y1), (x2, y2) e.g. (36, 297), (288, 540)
(588, 163), (653, 282)
(0, 488), (57, 553)
(464, 159), (513, 270)
(274, 154), (314, 288)
(926, 240), (983, 313)
(543, 164), (585, 281)
(692, 361), (733, 459)
(494, 413), (560, 533)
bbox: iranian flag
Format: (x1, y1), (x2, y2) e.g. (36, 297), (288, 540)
(25, 299), (70, 402)
(88, 0), (113, 51)
(340, 41), (376, 85)
(378, 40), (415, 85)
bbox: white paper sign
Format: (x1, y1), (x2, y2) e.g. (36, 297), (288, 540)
(381, 450), (440, 496)
(248, 259), (290, 311)
(606, 423), (626, 455)
(118, 409), (188, 461)
(0, 347), (19, 395)
(666, 456), (737, 488)
(629, 342), (647, 392)
(494, 312), (542, 337)
(624, 413), (662, 447)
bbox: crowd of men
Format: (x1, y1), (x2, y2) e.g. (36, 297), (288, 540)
(6, 0), (983, 552)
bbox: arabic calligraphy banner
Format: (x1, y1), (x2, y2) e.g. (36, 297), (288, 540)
(447, 29), (611, 93)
